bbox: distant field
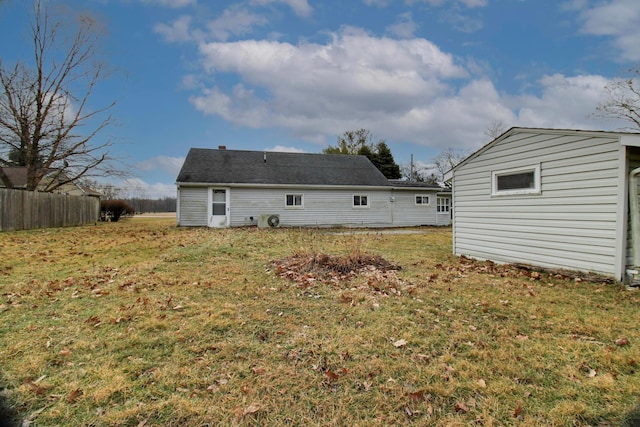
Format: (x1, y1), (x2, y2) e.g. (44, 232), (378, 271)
(1, 218), (639, 426)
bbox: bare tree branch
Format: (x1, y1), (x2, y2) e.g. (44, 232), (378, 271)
(0, 0), (120, 192)
(595, 67), (640, 131)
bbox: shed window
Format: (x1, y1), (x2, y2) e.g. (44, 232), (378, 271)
(491, 165), (541, 196)
(353, 194), (369, 208)
(415, 195), (430, 205)
(286, 194), (303, 208)
(437, 197), (450, 213)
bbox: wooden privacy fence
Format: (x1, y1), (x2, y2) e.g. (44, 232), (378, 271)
(0, 188), (100, 231)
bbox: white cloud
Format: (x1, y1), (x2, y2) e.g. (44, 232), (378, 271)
(267, 145), (307, 153)
(185, 25), (624, 154)
(206, 7), (268, 41)
(577, 0), (640, 61)
(511, 73), (618, 130)
(250, 0), (312, 17)
(136, 156), (185, 175)
(406, 0), (487, 8)
(140, 0), (196, 8)
(154, 15), (193, 42)
(120, 178), (177, 199)
(386, 12), (418, 38)
(363, 0), (392, 7)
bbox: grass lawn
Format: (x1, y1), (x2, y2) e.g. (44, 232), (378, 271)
(1, 218), (639, 426)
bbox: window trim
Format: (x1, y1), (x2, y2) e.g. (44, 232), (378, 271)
(285, 193), (304, 209)
(353, 194), (370, 208)
(415, 195), (430, 206)
(491, 164), (541, 196)
(437, 196), (450, 213)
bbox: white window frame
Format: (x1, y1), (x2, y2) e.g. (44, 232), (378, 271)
(353, 194), (370, 208)
(285, 193), (304, 209)
(437, 197), (450, 213)
(491, 164), (541, 196)
(415, 195), (430, 206)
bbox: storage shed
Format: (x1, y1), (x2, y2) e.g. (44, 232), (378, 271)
(176, 148), (452, 229)
(445, 127), (640, 284)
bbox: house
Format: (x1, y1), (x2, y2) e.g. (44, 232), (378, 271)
(175, 148), (452, 229)
(0, 167), (99, 197)
(445, 127), (640, 285)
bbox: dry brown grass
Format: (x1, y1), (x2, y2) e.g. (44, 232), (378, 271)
(1, 218), (639, 426)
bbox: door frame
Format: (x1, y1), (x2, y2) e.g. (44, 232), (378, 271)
(208, 187), (230, 228)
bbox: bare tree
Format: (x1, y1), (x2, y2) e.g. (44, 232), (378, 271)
(0, 0), (119, 191)
(484, 119), (508, 140)
(324, 129), (376, 155)
(433, 148), (466, 183)
(595, 68), (640, 130)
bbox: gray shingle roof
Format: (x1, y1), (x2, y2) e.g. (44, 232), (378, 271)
(176, 148), (392, 186)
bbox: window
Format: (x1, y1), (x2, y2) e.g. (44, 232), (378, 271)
(212, 189), (226, 215)
(437, 197), (450, 213)
(286, 193), (303, 208)
(415, 195), (430, 205)
(491, 165), (541, 196)
(353, 194), (369, 208)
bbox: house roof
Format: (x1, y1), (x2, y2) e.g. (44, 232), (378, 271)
(0, 167), (32, 188)
(387, 179), (442, 190)
(176, 148), (394, 187)
(444, 127), (640, 181)
(0, 167), (99, 195)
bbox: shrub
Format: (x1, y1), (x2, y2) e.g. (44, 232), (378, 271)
(100, 199), (134, 222)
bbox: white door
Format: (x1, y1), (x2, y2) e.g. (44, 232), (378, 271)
(209, 188), (229, 227)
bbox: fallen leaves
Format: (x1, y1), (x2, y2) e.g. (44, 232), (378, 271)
(615, 337), (630, 347)
(272, 252), (408, 296)
(393, 339), (408, 348)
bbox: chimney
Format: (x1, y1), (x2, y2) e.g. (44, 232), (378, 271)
(218, 145), (226, 150)
(264, 152), (267, 163)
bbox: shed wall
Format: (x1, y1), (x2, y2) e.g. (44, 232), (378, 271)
(452, 131), (622, 277)
(177, 187), (208, 226)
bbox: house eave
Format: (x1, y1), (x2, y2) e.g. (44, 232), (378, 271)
(176, 181), (443, 192)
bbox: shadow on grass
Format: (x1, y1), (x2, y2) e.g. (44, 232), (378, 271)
(621, 405), (640, 427)
(0, 392), (18, 427)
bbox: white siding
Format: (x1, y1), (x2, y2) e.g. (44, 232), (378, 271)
(177, 187), (208, 227)
(226, 187), (442, 228)
(390, 190), (440, 227)
(229, 188), (395, 227)
(452, 131), (623, 277)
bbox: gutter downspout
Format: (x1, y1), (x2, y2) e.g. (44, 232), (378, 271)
(628, 167), (640, 285)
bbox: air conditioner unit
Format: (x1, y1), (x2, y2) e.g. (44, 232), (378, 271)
(258, 214), (280, 228)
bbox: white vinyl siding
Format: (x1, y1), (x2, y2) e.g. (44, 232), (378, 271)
(392, 190), (441, 226)
(177, 187), (208, 226)
(452, 131), (623, 277)
(230, 188), (390, 227)
(178, 186), (447, 228)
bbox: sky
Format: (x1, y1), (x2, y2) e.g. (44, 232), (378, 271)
(1, 0), (639, 198)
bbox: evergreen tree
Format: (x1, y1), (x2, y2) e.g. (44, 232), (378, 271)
(373, 141), (401, 179)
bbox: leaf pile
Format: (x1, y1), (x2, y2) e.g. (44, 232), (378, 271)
(272, 252), (404, 289)
(438, 255), (613, 284)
